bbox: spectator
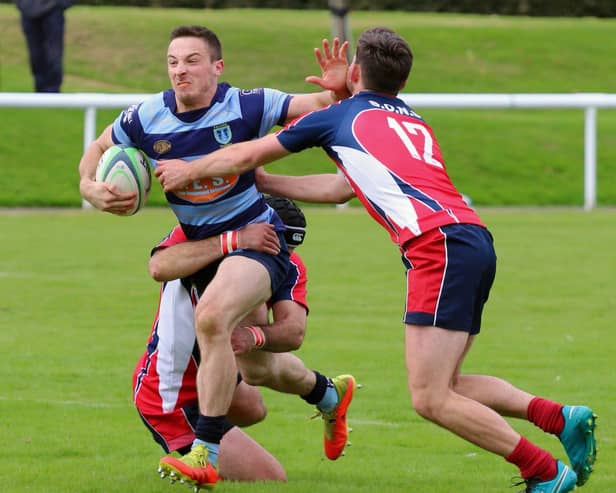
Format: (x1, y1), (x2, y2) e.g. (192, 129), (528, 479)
(15, 0), (71, 92)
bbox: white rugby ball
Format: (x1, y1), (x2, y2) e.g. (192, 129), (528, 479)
(96, 144), (152, 215)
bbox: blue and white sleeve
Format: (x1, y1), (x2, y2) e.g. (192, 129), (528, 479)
(258, 88), (292, 136)
(111, 102), (145, 146)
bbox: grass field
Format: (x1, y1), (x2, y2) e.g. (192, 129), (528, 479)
(0, 207), (614, 492)
(0, 7), (615, 206)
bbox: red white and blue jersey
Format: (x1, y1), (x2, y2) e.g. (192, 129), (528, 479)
(112, 83), (291, 240)
(151, 224), (189, 253)
(276, 91), (484, 247)
(132, 241), (308, 450)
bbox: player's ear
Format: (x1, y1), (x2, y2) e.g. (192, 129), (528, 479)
(349, 62), (361, 84)
(214, 59), (224, 76)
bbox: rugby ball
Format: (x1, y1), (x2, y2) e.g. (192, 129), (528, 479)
(96, 144), (152, 215)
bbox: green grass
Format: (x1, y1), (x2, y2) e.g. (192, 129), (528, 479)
(0, 207), (615, 492)
(0, 7), (615, 206)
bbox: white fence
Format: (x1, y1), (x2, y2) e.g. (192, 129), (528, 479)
(2, 91), (616, 210)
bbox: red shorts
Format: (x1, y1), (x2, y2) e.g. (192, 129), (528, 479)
(402, 224), (496, 334)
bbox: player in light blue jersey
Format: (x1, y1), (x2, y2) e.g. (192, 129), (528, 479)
(78, 25), (353, 490)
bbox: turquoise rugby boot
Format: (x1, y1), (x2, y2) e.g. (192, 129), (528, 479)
(519, 461), (577, 493)
(559, 405), (597, 486)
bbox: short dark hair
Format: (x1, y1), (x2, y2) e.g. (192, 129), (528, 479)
(170, 25), (222, 61)
(265, 195), (307, 248)
(355, 27), (413, 95)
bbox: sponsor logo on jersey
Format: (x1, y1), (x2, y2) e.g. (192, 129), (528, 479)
(153, 140), (172, 155)
(213, 124), (232, 146)
(122, 104), (138, 125)
(175, 175), (239, 203)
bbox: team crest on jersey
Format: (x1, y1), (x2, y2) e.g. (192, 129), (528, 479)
(153, 140), (172, 155)
(213, 124), (232, 146)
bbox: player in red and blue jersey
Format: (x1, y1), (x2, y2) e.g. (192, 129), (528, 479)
(78, 25), (355, 489)
(133, 222), (285, 482)
(156, 27), (597, 493)
(134, 197), (347, 483)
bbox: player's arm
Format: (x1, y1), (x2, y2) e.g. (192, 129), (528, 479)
(149, 238), (221, 282)
(155, 133), (288, 192)
(255, 167), (355, 204)
(149, 222), (280, 281)
(78, 124), (137, 214)
(232, 300), (307, 354)
(285, 37), (351, 122)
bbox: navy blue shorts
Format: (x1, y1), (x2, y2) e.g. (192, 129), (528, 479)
(229, 230), (290, 295)
(402, 224), (496, 335)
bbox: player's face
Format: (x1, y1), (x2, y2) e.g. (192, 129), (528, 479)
(167, 36), (224, 112)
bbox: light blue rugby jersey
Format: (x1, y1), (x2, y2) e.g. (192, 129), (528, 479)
(111, 82), (291, 240)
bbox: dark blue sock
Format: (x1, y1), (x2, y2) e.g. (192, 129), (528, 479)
(193, 415), (229, 467)
(301, 371), (331, 405)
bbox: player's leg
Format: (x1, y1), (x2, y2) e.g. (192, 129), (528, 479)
(218, 427), (287, 482)
(137, 279), (280, 480)
(452, 340), (596, 486)
(405, 323), (521, 455)
(405, 324), (575, 492)
(237, 351), (316, 394)
(222, 381), (286, 481)
(160, 255), (277, 487)
(403, 225), (519, 453)
(451, 336), (534, 418)
(152, 376), (285, 483)
(403, 224), (576, 491)
(196, 255), (273, 415)
(237, 350), (356, 460)
(226, 380), (267, 427)
(147, 403), (286, 482)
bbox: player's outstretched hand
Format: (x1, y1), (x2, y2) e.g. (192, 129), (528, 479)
(305, 37), (351, 100)
(155, 159), (192, 192)
(80, 179), (137, 215)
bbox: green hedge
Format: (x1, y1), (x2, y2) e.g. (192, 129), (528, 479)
(2, 0), (616, 16)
